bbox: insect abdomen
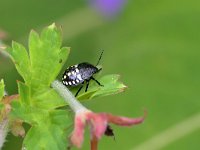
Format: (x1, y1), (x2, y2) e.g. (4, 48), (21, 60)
(62, 65), (84, 86)
(62, 62), (98, 87)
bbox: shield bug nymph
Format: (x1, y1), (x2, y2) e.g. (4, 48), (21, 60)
(62, 50), (104, 97)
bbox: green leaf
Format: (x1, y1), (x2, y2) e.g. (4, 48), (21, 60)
(0, 79), (5, 100)
(10, 101), (72, 149)
(7, 24), (73, 150)
(11, 101), (46, 125)
(27, 24), (69, 109)
(92, 74), (127, 97)
(0, 103), (4, 111)
(18, 81), (66, 110)
(5, 42), (31, 84)
(32, 88), (68, 109)
(23, 110), (71, 150)
(18, 81), (30, 105)
(5, 23), (69, 110)
(6, 23), (128, 150)
(76, 74), (127, 100)
(5, 23), (70, 101)
(29, 24), (70, 91)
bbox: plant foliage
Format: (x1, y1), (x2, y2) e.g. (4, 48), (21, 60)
(0, 23), (127, 150)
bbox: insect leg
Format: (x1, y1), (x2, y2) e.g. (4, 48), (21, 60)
(91, 77), (103, 86)
(97, 68), (102, 72)
(85, 80), (90, 92)
(75, 85), (83, 97)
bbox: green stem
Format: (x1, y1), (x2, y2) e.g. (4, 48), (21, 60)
(51, 80), (88, 113)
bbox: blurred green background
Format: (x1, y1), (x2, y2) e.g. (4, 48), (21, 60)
(0, 0), (200, 150)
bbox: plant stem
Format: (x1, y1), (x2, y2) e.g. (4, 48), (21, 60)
(90, 137), (98, 150)
(51, 80), (88, 113)
(0, 118), (8, 150)
(0, 90), (11, 150)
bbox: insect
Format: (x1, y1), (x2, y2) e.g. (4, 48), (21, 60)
(62, 50), (104, 97)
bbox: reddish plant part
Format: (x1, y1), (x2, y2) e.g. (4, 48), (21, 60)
(70, 110), (145, 149)
(0, 94), (19, 149)
(52, 80), (146, 150)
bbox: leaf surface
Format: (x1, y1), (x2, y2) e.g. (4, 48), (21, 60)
(75, 74), (127, 100)
(0, 79), (5, 100)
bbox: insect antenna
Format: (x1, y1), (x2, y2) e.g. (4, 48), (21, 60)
(96, 50), (104, 66)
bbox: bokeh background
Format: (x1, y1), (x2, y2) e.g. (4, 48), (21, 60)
(0, 0), (200, 150)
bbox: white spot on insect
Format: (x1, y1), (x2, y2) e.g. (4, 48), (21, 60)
(77, 74), (82, 80)
(64, 75), (67, 79)
(65, 82), (68, 85)
(76, 79), (79, 83)
(74, 64), (78, 67)
(75, 68), (79, 73)
(72, 71), (75, 75)
(68, 72), (71, 76)
(68, 81), (72, 85)
(62, 80), (65, 84)
(72, 81), (76, 84)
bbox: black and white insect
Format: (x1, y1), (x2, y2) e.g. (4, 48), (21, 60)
(62, 51), (104, 97)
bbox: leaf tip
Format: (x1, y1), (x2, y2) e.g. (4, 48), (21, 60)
(120, 85), (128, 92)
(30, 29), (36, 34)
(30, 29), (39, 36)
(0, 79), (4, 83)
(11, 40), (16, 46)
(48, 23), (56, 29)
(29, 29), (40, 41)
(0, 79), (5, 100)
(67, 47), (71, 52)
(11, 40), (20, 49)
